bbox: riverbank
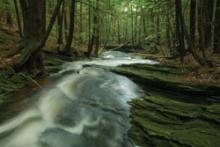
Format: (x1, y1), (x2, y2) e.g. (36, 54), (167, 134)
(0, 53), (67, 123)
(111, 63), (220, 147)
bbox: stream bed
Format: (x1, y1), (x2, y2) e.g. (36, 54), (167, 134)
(0, 51), (158, 147)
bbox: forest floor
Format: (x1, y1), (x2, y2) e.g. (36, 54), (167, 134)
(132, 48), (220, 84)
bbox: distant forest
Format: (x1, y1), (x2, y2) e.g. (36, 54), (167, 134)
(0, 0), (220, 73)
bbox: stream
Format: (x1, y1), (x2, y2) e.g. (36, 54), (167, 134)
(0, 51), (158, 147)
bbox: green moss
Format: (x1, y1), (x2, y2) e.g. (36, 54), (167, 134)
(112, 64), (220, 97)
(0, 70), (28, 105)
(129, 94), (220, 147)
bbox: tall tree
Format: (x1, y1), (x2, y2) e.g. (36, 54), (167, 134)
(214, 0), (220, 53)
(63, 0), (76, 55)
(57, 1), (64, 51)
(14, 0), (63, 73)
(13, 0), (22, 38)
(87, 0), (100, 57)
(94, 0), (100, 56)
(190, 0), (196, 43)
(175, 0), (185, 63)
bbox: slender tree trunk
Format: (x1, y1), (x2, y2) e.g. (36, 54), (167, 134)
(94, 0), (100, 56)
(57, 2), (64, 51)
(175, 0), (185, 63)
(141, 8), (147, 39)
(14, 0), (22, 38)
(166, 11), (171, 50)
(156, 13), (160, 46)
(63, 1), (68, 41)
(79, 1), (83, 43)
(63, 0), (76, 55)
(134, 9), (138, 44)
(87, 0), (93, 57)
(117, 19), (121, 44)
(198, 0), (209, 62)
(214, 0), (220, 53)
(190, 0), (196, 43)
(131, 5), (134, 46)
(211, 0), (217, 51)
(204, 0), (215, 48)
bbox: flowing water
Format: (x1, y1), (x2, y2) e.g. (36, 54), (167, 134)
(0, 51), (158, 147)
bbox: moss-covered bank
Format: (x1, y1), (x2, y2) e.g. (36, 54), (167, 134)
(129, 94), (220, 147)
(111, 64), (220, 147)
(0, 54), (69, 122)
(112, 64), (220, 99)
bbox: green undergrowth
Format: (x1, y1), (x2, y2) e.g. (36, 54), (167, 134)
(0, 54), (70, 106)
(0, 54), (69, 93)
(44, 54), (73, 73)
(0, 69), (28, 105)
(0, 29), (18, 47)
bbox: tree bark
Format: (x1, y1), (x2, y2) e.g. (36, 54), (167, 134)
(14, 0), (22, 38)
(190, 0), (196, 43)
(57, 2), (64, 51)
(14, 0), (63, 73)
(214, 0), (220, 53)
(175, 0), (185, 63)
(94, 0), (100, 56)
(79, 1), (83, 43)
(63, 0), (76, 55)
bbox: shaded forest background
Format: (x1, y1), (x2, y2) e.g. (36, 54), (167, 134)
(0, 0), (220, 75)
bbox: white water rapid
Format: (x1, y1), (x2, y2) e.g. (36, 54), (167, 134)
(0, 51), (158, 147)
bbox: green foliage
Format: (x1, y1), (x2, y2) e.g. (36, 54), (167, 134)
(0, 69), (28, 106)
(0, 0), (14, 12)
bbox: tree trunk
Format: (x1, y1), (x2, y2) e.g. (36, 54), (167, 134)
(87, 0), (100, 57)
(175, 0), (185, 63)
(190, 0), (196, 43)
(214, 0), (220, 53)
(87, 0), (93, 57)
(131, 5), (134, 46)
(63, 0), (76, 55)
(184, 0), (210, 66)
(198, 0), (209, 62)
(79, 1), (83, 43)
(17, 0), (46, 72)
(166, 11), (171, 50)
(117, 19), (121, 44)
(94, 0), (100, 56)
(15, 0), (63, 73)
(156, 14), (160, 46)
(204, 0), (215, 48)
(57, 2), (64, 51)
(14, 0), (22, 38)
